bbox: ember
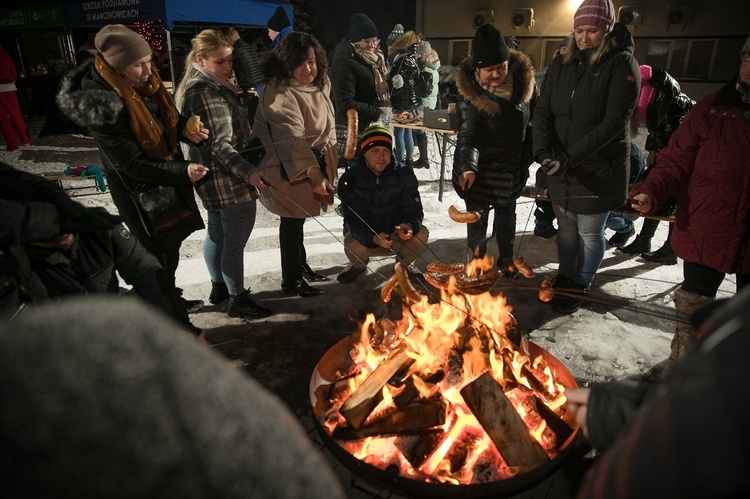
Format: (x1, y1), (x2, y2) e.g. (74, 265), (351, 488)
(310, 257), (578, 494)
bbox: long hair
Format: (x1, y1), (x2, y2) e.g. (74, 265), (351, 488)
(175, 29), (232, 98)
(561, 32), (615, 66)
(261, 32), (328, 91)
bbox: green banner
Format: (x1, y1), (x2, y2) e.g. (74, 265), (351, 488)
(0, 2), (66, 32)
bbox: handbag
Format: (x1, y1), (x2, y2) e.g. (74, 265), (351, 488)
(101, 147), (195, 237)
(131, 184), (195, 236)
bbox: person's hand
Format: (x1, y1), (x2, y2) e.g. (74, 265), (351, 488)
(458, 171), (475, 191)
(309, 167), (332, 196)
(184, 120), (209, 144)
(395, 223), (413, 241)
(372, 232), (393, 248)
(565, 388), (591, 439)
(187, 163), (209, 182)
(541, 153), (570, 176)
(630, 193), (654, 214)
(391, 74), (404, 90)
(59, 206), (123, 234)
(248, 168), (269, 188)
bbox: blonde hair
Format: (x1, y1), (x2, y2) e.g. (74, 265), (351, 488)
(561, 32), (615, 66)
(175, 29), (232, 97)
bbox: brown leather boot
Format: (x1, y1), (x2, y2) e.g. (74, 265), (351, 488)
(669, 288), (713, 366)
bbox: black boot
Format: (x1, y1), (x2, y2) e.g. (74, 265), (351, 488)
(620, 233), (651, 254)
(209, 281), (229, 304)
(413, 133), (430, 169)
(608, 227), (635, 248)
(642, 239), (678, 265)
(282, 279), (326, 297)
(227, 290), (273, 319)
(301, 262), (328, 282)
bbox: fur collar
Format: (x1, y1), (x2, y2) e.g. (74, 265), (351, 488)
(455, 49), (535, 116)
(388, 31), (420, 55)
(56, 59), (124, 129)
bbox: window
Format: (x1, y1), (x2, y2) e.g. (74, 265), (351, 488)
(646, 39), (717, 79)
(449, 40), (471, 66)
(541, 39), (566, 69)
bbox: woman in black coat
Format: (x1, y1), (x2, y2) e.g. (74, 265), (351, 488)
(57, 25), (208, 309)
(451, 24), (535, 269)
(533, 0), (639, 314)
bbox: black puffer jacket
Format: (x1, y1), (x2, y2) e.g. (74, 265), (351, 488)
(232, 38), (263, 90)
(451, 49), (536, 207)
(56, 61), (204, 249)
(338, 158), (424, 248)
(578, 288), (750, 498)
(645, 69), (695, 152)
(330, 38), (382, 132)
(388, 45), (422, 112)
(533, 27), (640, 214)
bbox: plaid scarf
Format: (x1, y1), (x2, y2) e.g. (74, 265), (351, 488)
(356, 46), (390, 105)
(95, 53), (179, 160)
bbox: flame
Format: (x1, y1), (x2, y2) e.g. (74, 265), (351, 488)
(322, 256), (576, 485)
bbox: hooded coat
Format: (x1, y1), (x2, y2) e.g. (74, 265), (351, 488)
(644, 69), (694, 152)
(56, 60), (203, 250)
(329, 38), (382, 133)
(387, 31), (422, 112)
(533, 28), (640, 214)
(630, 80), (750, 275)
(451, 49), (536, 207)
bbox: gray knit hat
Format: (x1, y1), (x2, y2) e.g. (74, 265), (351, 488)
(386, 24), (404, 46)
(94, 24), (151, 70)
(742, 35), (750, 54)
(416, 41), (431, 58)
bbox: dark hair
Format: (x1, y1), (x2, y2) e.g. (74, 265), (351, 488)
(261, 32), (328, 90)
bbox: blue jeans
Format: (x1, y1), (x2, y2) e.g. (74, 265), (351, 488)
(204, 200), (257, 296)
(606, 212), (637, 233)
(466, 199), (516, 262)
(393, 126), (413, 166)
(552, 205), (609, 288)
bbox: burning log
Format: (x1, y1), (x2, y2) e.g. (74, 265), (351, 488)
(396, 411), (458, 469)
(520, 364), (556, 404)
(460, 372), (549, 473)
(530, 394), (574, 445)
(391, 371), (444, 408)
(339, 345), (415, 429)
(332, 398), (447, 441)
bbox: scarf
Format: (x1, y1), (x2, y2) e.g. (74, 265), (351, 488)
(191, 61), (242, 94)
(94, 53), (178, 160)
(356, 46), (390, 105)
(476, 69), (514, 101)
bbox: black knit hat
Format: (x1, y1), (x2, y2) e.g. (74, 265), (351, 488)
(349, 13), (378, 43)
(472, 24), (509, 68)
(267, 6), (290, 31)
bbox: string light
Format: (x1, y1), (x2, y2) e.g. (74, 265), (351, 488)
(133, 21), (165, 52)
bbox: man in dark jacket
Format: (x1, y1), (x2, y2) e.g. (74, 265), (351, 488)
(330, 13), (391, 167)
(568, 286), (750, 498)
(452, 24), (536, 271)
(225, 28), (262, 123)
(336, 124), (428, 283)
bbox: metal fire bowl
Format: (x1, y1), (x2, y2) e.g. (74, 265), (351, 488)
(310, 334), (580, 498)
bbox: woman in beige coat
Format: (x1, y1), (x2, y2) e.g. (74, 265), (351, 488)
(251, 32), (337, 297)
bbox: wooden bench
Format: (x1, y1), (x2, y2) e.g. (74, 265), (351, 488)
(520, 186), (675, 223)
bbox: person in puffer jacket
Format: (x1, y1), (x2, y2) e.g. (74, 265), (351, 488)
(451, 24), (535, 272)
(533, 0), (640, 315)
(388, 30), (422, 167)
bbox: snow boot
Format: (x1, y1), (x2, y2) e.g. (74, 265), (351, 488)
(413, 133), (430, 169)
(642, 239), (677, 265)
(620, 233), (652, 254)
(669, 288), (713, 366)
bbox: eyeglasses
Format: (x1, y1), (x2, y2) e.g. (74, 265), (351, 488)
(360, 38), (380, 47)
(741, 52), (750, 62)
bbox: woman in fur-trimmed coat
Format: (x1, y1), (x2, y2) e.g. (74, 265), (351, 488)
(56, 25), (206, 298)
(451, 24), (535, 268)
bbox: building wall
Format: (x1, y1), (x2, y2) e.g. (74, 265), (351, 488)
(418, 0), (749, 99)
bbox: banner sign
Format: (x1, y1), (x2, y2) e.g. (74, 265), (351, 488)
(0, 3), (67, 31)
(63, 0), (165, 28)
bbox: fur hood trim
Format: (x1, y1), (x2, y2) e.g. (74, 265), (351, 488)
(388, 31), (420, 55)
(56, 60), (124, 129)
(456, 49), (535, 115)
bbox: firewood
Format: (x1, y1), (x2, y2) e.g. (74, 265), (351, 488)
(391, 371), (444, 408)
(332, 398), (446, 440)
(460, 372), (549, 473)
(339, 345), (414, 429)
(396, 411), (458, 469)
(520, 364), (555, 403)
(530, 394), (574, 445)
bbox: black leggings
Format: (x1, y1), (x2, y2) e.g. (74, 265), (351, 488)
(280, 217), (306, 284)
(682, 261), (750, 297)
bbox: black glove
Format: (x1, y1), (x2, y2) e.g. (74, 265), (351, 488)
(541, 152), (570, 176)
(59, 206), (123, 234)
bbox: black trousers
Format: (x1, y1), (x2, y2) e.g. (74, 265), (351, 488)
(280, 217), (306, 284)
(682, 261), (750, 297)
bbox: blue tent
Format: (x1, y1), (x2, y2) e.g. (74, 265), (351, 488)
(62, 0), (293, 30)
